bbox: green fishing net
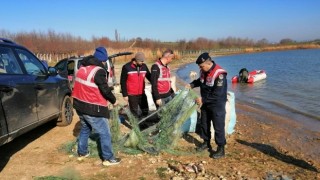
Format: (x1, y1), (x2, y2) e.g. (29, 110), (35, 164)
(118, 89), (198, 155)
(62, 89), (198, 156)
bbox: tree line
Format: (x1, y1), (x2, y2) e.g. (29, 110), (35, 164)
(1, 29), (319, 59)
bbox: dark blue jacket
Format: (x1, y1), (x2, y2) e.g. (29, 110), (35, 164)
(190, 63), (227, 105)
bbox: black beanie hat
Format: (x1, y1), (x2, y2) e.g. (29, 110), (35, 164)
(196, 52), (212, 65)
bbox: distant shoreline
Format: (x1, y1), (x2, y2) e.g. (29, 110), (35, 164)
(171, 46), (320, 67)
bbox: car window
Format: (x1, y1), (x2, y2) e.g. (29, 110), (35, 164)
(67, 61), (75, 75)
(0, 47), (23, 74)
(15, 48), (46, 76)
(55, 59), (67, 72)
(0, 58), (5, 73)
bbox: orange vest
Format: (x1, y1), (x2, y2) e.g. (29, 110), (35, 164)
(155, 61), (171, 94)
(72, 65), (108, 106)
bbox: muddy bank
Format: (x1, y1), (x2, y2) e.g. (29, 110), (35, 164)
(236, 103), (320, 162)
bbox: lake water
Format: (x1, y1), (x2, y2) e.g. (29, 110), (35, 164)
(177, 49), (320, 132)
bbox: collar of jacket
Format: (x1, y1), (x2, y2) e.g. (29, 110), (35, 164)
(157, 59), (167, 67)
(130, 61), (138, 68)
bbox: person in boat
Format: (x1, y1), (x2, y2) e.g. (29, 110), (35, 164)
(120, 52), (151, 118)
(186, 52), (228, 159)
(238, 68), (249, 83)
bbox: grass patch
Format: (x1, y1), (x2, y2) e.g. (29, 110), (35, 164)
(156, 167), (168, 179)
(34, 177), (69, 180)
(34, 167), (81, 180)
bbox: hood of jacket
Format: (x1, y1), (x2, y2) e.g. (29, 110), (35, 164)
(81, 55), (105, 69)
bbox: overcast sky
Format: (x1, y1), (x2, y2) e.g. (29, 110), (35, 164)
(1, 0), (319, 43)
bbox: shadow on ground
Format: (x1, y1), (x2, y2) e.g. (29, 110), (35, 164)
(0, 121), (56, 172)
(236, 139), (318, 173)
(182, 133), (203, 148)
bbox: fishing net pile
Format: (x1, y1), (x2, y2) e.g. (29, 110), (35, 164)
(63, 89), (198, 156)
(111, 89), (198, 155)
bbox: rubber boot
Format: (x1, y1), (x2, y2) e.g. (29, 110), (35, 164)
(211, 145), (225, 159)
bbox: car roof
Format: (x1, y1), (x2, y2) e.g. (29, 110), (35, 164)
(56, 51), (133, 66)
(57, 57), (83, 63)
(63, 52), (133, 62)
(0, 38), (16, 44)
(0, 38), (25, 48)
(68, 57), (83, 61)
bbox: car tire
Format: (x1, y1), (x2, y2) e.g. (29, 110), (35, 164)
(57, 95), (73, 126)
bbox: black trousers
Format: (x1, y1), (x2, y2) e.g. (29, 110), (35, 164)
(197, 102), (226, 146)
(128, 94), (149, 118)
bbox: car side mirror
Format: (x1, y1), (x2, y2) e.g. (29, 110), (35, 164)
(48, 67), (58, 76)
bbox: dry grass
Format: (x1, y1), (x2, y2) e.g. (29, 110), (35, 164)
(244, 43), (320, 53)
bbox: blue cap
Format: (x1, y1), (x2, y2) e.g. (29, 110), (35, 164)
(93, 47), (108, 62)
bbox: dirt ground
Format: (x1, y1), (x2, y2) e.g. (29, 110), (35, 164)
(0, 64), (319, 180)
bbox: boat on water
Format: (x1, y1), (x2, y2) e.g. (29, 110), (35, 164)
(232, 69), (267, 83)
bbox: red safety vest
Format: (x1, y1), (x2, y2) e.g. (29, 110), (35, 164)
(155, 61), (171, 94)
(126, 63), (147, 95)
(200, 64), (227, 87)
(72, 65), (108, 106)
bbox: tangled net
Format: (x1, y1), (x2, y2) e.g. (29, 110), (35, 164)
(112, 89), (198, 155)
(62, 89), (198, 156)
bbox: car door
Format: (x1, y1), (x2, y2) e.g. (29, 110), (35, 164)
(0, 100), (8, 145)
(66, 60), (76, 88)
(55, 59), (78, 88)
(55, 59), (68, 78)
(0, 46), (38, 133)
(15, 48), (60, 121)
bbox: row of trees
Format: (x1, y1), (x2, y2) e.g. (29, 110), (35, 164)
(1, 29), (319, 57)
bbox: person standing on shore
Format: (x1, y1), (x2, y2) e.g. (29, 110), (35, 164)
(186, 52), (228, 159)
(120, 52), (151, 118)
(150, 49), (175, 108)
(72, 47), (121, 166)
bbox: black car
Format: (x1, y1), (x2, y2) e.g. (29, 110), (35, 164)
(0, 38), (73, 146)
(54, 52), (133, 89)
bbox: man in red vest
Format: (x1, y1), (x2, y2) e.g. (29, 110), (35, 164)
(150, 49), (175, 108)
(186, 52), (228, 159)
(120, 52), (151, 118)
(72, 47), (121, 166)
